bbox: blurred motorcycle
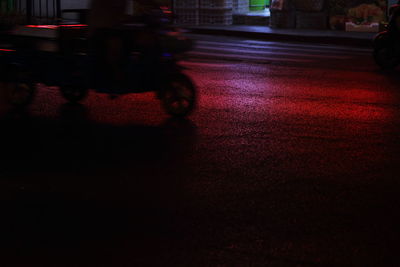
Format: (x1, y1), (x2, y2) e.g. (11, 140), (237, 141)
(0, 7), (197, 117)
(373, 3), (400, 69)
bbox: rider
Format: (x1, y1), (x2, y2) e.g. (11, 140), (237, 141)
(87, 0), (160, 92)
(88, 0), (128, 92)
(387, 1), (400, 34)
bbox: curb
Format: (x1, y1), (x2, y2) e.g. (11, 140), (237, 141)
(183, 27), (374, 47)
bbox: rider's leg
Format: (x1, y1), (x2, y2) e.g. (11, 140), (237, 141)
(106, 36), (125, 88)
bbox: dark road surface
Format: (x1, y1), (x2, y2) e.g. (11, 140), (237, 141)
(1, 35), (400, 266)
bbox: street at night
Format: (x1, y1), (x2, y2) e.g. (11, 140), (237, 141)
(1, 35), (400, 266)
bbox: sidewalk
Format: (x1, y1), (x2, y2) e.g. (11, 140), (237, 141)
(181, 25), (376, 47)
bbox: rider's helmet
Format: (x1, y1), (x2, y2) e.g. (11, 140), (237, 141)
(388, 4), (400, 32)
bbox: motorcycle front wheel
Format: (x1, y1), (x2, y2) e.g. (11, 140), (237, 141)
(60, 84), (89, 103)
(5, 69), (35, 108)
(161, 74), (196, 117)
(373, 46), (400, 69)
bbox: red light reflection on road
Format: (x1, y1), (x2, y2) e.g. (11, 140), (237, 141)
(269, 85), (395, 122)
(0, 48), (15, 52)
(25, 24), (87, 29)
(194, 73), (395, 127)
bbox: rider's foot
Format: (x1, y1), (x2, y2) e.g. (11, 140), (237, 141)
(109, 94), (118, 99)
(108, 81), (125, 99)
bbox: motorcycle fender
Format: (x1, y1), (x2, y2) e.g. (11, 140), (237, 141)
(175, 64), (190, 71)
(156, 72), (190, 99)
(165, 63), (189, 72)
(373, 31), (390, 48)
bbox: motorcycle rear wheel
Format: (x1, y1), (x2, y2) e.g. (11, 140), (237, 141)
(162, 74), (196, 117)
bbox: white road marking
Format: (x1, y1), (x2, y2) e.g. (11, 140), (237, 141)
(196, 40), (371, 56)
(242, 40), (372, 52)
(195, 45), (352, 59)
(188, 51), (313, 63)
(180, 61), (237, 67)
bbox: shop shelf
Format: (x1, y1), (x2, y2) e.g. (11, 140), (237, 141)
(200, 0), (232, 9)
(269, 9), (295, 28)
(199, 8), (232, 24)
(173, 0), (199, 9)
(174, 7), (199, 24)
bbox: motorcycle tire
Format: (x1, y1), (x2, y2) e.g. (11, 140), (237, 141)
(5, 68), (35, 108)
(60, 84), (89, 103)
(373, 46), (400, 69)
(161, 74), (196, 117)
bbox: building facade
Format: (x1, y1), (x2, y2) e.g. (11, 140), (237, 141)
(1, 0), (394, 31)
(174, 0), (392, 31)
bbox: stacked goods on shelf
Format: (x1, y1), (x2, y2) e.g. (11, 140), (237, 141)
(199, 0), (233, 25)
(200, 0), (233, 9)
(0, 0), (14, 13)
(250, 0), (266, 11)
(294, 0), (327, 29)
(0, 0), (25, 30)
(293, 0), (324, 12)
(329, 0), (387, 31)
(296, 11), (327, 29)
(174, 0), (199, 9)
(269, 0), (295, 28)
(269, 9), (296, 28)
(173, 0), (199, 24)
(233, 0), (249, 13)
(328, 0), (346, 30)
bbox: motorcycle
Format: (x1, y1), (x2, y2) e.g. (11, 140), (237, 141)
(373, 2), (400, 69)
(0, 8), (197, 117)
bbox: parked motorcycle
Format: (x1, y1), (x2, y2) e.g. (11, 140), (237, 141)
(373, 3), (400, 69)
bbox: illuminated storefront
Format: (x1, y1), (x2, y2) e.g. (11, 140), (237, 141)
(328, 0), (389, 31)
(269, 0), (391, 31)
(172, 0), (392, 29)
(1, 0), (393, 30)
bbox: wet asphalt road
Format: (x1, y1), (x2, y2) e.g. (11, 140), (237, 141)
(1, 35), (400, 266)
